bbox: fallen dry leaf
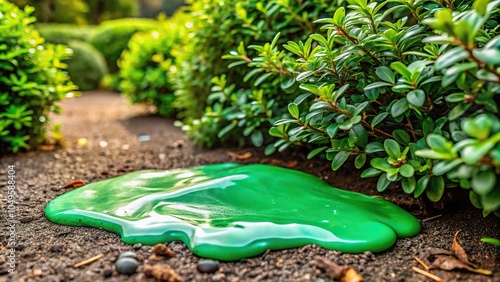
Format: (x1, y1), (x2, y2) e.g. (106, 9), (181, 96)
(269, 159), (298, 168)
(314, 257), (363, 282)
(426, 230), (492, 276)
(61, 180), (86, 189)
(39, 144), (56, 151)
(227, 151), (253, 160)
(341, 268), (364, 282)
(153, 244), (174, 257)
(144, 264), (183, 282)
(452, 230), (477, 268)
(430, 255), (492, 275)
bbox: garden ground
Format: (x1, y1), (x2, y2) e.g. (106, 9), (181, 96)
(1, 91), (498, 282)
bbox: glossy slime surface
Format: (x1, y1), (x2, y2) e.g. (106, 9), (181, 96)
(45, 163), (420, 261)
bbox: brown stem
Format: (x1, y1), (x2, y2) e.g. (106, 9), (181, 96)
(362, 121), (393, 138)
(465, 48), (500, 82)
(369, 16), (378, 34)
(297, 120), (327, 134)
(285, 6), (314, 33)
(337, 26), (381, 64)
(406, 117), (418, 142)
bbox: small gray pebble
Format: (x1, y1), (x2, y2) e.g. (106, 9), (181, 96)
(118, 251), (137, 260)
(115, 257), (139, 275)
(197, 259), (219, 273)
(133, 243), (142, 250)
(103, 268), (113, 277)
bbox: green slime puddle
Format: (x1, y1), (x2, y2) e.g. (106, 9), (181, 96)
(45, 163), (420, 261)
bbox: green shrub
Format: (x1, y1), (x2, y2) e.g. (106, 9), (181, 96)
(12, 0), (137, 24)
(174, 0), (341, 147)
(66, 40), (108, 90)
(11, 0), (88, 24)
(90, 18), (158, 74)
(36, 24), (107, 90)
(0, 1), (76, 154)
(36, 23), (97, 44)
(119, 22), (178, 116)
(85, 0), (138, 24)
(140, 0), (184, 17)
(229, 0), (500, 215)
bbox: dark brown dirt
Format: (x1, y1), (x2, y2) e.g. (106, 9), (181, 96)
(1, 91), (499, 282)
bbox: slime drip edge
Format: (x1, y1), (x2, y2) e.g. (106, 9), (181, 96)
(45, 163), (420, 261)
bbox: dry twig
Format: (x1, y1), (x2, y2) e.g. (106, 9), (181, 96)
(73, 254), (103, 268)
(413, 256), (430, 271)
(422, 214), (442, 222)
(61, 180), (86, 189)
(412, 266), (444, 282)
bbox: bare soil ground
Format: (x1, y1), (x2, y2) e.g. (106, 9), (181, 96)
(1, 91), (499, 282)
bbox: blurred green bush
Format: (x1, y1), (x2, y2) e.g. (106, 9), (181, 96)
(85, 0), (138, 24)
(11, 0), (138, 24)
(66, 40), (108, 91)
(36, 24), (107, 90)
(0, 1), (76, 154)
(173, 0), (340, 147)
(90, 18), (158, 74)
(11, 0), (88, 24)
(36, 23), (97, 44)
(119, 19), (180, 116)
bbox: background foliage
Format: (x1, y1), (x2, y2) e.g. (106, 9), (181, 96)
(65, 40), (108, 91)
(88, 18), (158, 91)
(85, 0), (138, 24)
(0, 1), (75, 154)
(89, 18), (157, 74)
(173, 0), (341, 147)
(11, 0), (138, 24)
(118, 16), (181, 116)
(138, 0), (184, 18)
(36, 24), (107, 90)
(36, 23), (97, 44)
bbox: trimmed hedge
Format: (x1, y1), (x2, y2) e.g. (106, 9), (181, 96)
(90, 18), (158, 74)
(66, 40), (108, 91)
(12, 0), (138, 25)
(36, 24), (107, 91)
(85, 0), (138, 24)
(36, 23), (97, 44)
(10, 0), (88, 24)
